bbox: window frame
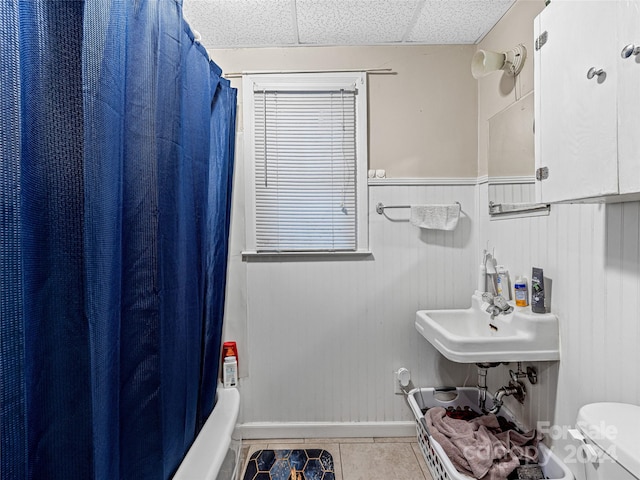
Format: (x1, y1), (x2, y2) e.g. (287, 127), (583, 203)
(242, 72), (369, 256)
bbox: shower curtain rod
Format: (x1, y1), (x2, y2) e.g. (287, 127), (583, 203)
(223, 68), (395, 78)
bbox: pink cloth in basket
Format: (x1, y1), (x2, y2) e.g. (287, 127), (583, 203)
(424, 407), (541, 480)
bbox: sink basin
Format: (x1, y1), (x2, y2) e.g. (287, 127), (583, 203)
(415, 293), (560, 363)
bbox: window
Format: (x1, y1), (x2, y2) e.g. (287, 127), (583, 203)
(243, 73), (368, 254)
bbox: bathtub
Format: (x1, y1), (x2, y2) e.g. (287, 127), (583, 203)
(173, 386), (241, 480)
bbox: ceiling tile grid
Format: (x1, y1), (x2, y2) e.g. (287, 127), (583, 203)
(296, 0), (422, 45)
(407, 0), (516, 44)
(183, 0), (516, 48)
(183, 0), (297, 47)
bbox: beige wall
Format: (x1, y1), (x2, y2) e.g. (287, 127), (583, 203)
(477, 0), (546, 178)
(210, 45), (478, 178)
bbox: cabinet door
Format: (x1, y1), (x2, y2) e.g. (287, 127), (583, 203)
(535, 0), (618, 203)
(618, 0), (640, 194)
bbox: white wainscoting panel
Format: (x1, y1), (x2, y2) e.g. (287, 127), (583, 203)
(479, 183), (640, 447)
(233, 184), (478, 435)
(225, 179), (640, 441)
(488, 182), (535, 205)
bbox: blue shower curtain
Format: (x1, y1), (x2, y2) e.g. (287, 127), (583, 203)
(0, 1), (236, 479)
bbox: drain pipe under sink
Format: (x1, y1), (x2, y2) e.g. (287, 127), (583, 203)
(475, 362), (499, 413)
(475, 362), (528, 414)
(486, 382), (525, 415)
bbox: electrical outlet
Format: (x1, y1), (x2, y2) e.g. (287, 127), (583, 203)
(393, 367), (411, 395)
(394, 368), (411, 395)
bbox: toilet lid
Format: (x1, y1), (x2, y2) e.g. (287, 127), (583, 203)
(577, 402), (640, 479)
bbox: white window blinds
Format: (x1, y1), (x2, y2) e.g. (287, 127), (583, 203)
(252, 87), (358, 252)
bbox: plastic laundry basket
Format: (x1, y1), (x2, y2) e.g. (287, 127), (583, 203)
(407, 387), (573, 480)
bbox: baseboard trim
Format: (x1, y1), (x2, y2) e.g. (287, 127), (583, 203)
(237, 421), (416, 440)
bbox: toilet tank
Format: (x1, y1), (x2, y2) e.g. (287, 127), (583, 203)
(569, 403), (640, 480)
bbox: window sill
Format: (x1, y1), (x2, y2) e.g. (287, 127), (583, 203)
(241, 250), (373, 262)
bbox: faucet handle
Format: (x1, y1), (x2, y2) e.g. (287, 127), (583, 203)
(493, 295), (509, 310)
(481, 292), (495, 304)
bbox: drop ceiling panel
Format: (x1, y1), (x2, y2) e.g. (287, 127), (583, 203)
(296, 0), (422, 45)
(407, 0), (514, 44)
(182, 0), (296, 47)
(182, 0), (517, 48)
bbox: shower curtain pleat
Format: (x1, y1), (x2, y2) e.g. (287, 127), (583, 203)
(1, 1), (27, 478)
(180, 29), (216, 443)
(0, 0), (237, 479)
(19, 1), (94, 479)
(83, 1), (127, 478)
(199, 71), (238, 428)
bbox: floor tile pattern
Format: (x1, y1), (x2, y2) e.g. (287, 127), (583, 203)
(240, 438), (432, 480)
(242, 449), (335, 480)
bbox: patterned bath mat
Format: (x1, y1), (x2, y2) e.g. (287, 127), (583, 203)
(242, 449), (335, 480)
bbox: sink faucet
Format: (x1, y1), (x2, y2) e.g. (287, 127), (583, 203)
(481, 292), (514, 318)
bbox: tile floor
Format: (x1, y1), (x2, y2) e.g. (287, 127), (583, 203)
(240, 437), (434, 480)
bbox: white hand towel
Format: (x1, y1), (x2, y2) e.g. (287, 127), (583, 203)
(410, 204), (460, 230)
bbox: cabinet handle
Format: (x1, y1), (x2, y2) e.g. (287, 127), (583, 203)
(621, 44), (640, 59)
(587, 67), (604, 79)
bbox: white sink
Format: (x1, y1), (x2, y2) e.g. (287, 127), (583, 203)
(415, 293), (560, 363)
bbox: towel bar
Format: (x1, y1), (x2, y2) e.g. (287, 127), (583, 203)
(488, 201), (549, 216)
(376, 201), (461, 215)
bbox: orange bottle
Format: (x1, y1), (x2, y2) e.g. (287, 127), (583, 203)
(222, 341), (238, 369)
(514, 277), (528, 307)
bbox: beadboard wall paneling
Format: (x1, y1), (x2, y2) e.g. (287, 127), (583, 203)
(234, 185), (478, 431)
(227, 177), (640, 439)
(488, 181), (535, 205)
(479, 182), (640, 442)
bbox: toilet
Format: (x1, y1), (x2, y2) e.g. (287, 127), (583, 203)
(566, 402), (640, 480)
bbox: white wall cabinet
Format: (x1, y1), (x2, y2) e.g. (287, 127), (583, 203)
(618, 0), (640, 194)
(535, 0), (640, 203)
